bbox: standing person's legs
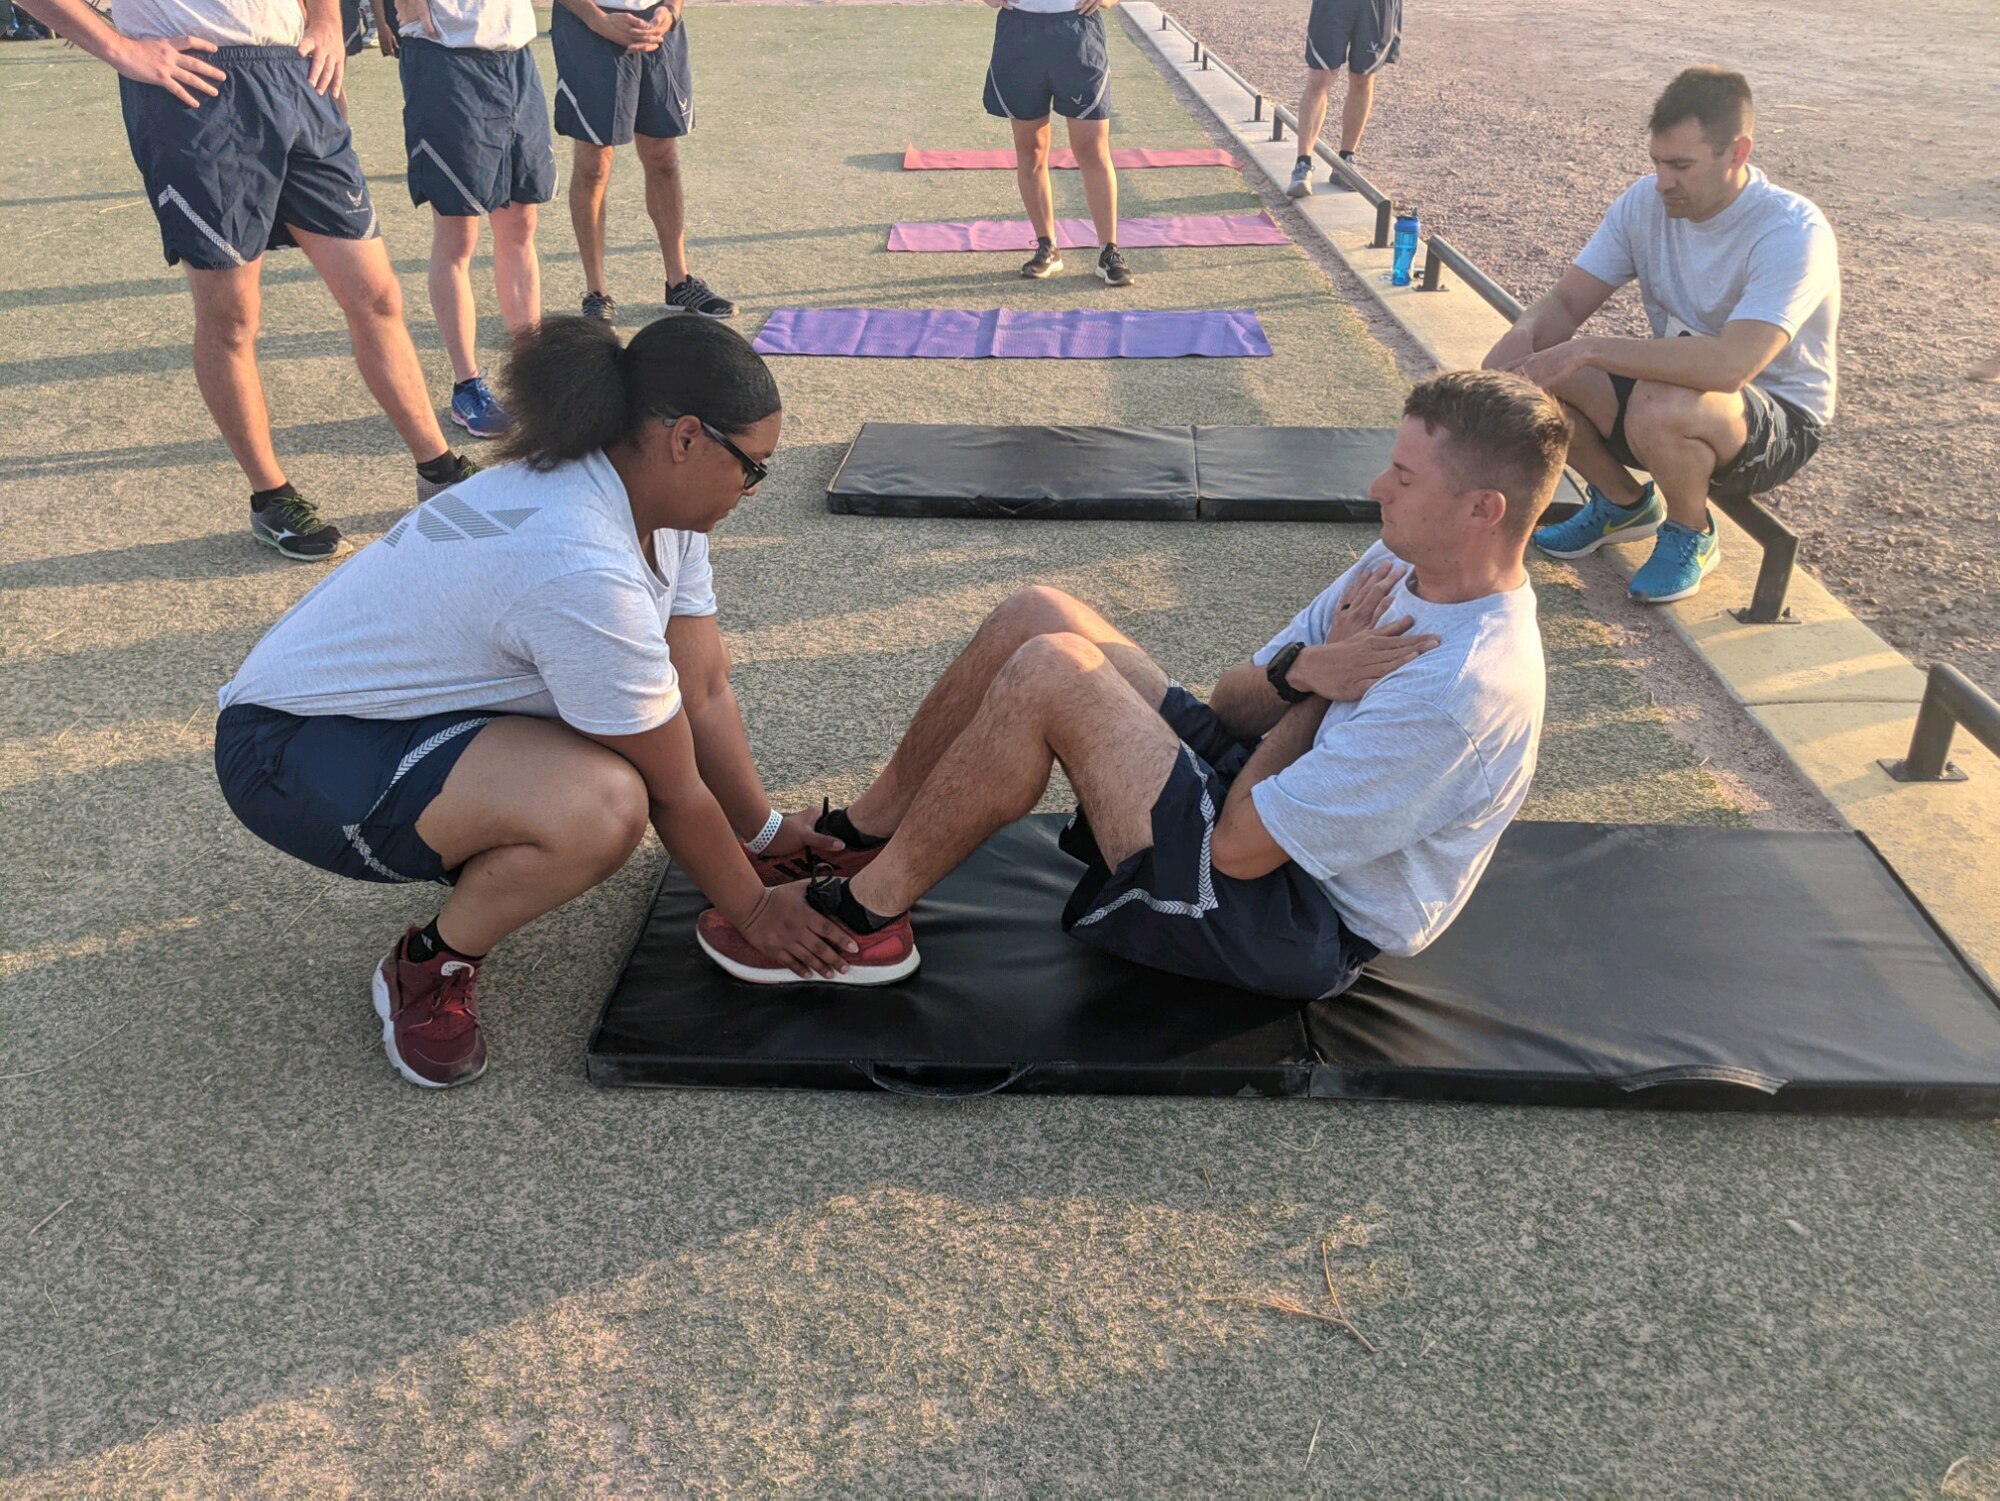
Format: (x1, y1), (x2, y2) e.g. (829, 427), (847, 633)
(1009, 116), (1057, 242)
(185, 262), (289, 492)
(568, 141), (617, 298)
(1339, 67), (1376, 154)
(1293, 67), (1339, 156)
(488, 201), (541, 332)
(1065, 115), (1117, 249)
(427, 211), (484, 384)
(847, 633), (1181, 919)
(1540, 367), (1650, 505)
(633, 133), (689, 287)
(845, 586), (1170, 840)
(290, 228), (451, 463)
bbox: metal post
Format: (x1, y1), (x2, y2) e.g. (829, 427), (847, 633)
(1272, 113), (1285, 142)
(1252, 95), (1264, 122)
(1372, 197), (1393, 250)
(1880, 664), (2000, 783)
(1421, 244), (1442, 292)
(1709, 493), (1800, 625)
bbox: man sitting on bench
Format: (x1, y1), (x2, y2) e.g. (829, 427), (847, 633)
(696, 371), (1568, 998)
(1487, 65), (1839, 605)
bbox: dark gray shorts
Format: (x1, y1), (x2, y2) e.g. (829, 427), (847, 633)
(398, 38), (556, 215)
(1606, 375), (1824, 503)
(551, 3), (692, 145)
(983, 8), (1111, 123)
(1304, 0), (1401, 74)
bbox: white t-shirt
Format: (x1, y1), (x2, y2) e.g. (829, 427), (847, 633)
(402, 0), (536, 52)
(1574, 168), (1841, 425)
(1008, 1), (1084, 13)
(112, 0), (303, 47)
(1248, 541), (1545, 957)
(219, 451), (717, 735)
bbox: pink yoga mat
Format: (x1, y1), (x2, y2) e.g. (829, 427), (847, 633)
(902, 146), (1239, 171)
(887, 213), (1289, 252)
(752, 308), (1272, 360)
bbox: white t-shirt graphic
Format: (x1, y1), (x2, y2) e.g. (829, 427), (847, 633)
(221, 450), (716, 736)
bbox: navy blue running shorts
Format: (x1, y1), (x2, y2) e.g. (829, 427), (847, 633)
(399, 38), (557, 215)
(1304, 0), (1401, 74)
(984, 8), (1111, 123)
(1058, 686), (1379, 1001)
(550, 3), (692, 146)
(340, 0), (368, 55)
(119, 47), (379, 271)
(1605, 375), (1824, 503)
(215, 702), (500, 885)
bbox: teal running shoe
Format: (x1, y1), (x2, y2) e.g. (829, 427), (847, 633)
(1533, 481), (1664, 558)
(1628, 515), (1720, 604)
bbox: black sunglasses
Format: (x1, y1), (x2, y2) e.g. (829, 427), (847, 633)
(659, 410), (769, 490)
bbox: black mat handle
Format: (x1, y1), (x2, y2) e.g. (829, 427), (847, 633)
(855, 1062), (1032, 1099)
(1616, 1064), (1786, 1095)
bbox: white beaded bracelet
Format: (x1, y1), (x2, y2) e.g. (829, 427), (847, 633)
(746, 808), (785, 854)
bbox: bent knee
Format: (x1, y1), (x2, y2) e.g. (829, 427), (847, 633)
(559, 755), (651, 866)
(993, 584), (1086, 633)
(1001, 630), (1102, 687)
(1621, 379), (1706, 439)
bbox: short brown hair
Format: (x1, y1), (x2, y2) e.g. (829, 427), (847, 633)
(1402, 370), (1569, 541)
(1649, 66), (1754, 154)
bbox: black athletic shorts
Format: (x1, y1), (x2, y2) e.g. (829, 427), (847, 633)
(1304, 0), (1401, 74)
(1606, 375), (1824, 503)
(984, 7), (1111, 123)
(1058, 686), (1378, 1002)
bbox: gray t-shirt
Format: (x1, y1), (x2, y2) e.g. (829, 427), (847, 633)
(401, 0), (536, 52)
(219, 450), (716, 735)
(1574, 168), (1841, 424)
(112, 0), (304, 47)
(1249, 541), (1545, 957)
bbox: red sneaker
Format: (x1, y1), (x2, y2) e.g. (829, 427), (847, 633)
(696, 906), (919, 985)
(749, 841), (883, 888)
(372, 930), (487, 1088)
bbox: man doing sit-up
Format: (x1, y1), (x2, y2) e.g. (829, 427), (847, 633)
(703, 370), (1567, 998)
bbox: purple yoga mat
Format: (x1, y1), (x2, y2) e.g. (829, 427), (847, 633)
(887, 213), (1289, 253)
(752, 308), (1272, 359)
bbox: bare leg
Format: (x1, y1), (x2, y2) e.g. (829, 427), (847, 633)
(1010, 116), (1056, 243)
(633, 133), (688, 287)
(845, 586), (1170, 839)
(1338, 68), (1377, 154)
(568, 140), (616, 297)
(1542, 366), (1647, 505)
(428, 212), (483, 384)
(1622, 381), (1750, 529)
(415, 717), (651, 956)
(1294, 68), (1337, 155)
(849, 634), (1181, 917)
(185, 261), (288, 492)
(1065, 116), (1118, 247)
(488, 201), (541, 334)
(289, 227), (450, 462)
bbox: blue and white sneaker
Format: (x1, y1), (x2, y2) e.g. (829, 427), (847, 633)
(1628, 515), (1720, 604)
(449, 376), (510, 440)
(1532, 480), (1665, 558)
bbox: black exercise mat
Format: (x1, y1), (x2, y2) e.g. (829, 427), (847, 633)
(824, 423), (1586, 522)
(589, 817), (2000, 1114)
(825, 423), (1198, 519)
(1194, 425), (1588, 521)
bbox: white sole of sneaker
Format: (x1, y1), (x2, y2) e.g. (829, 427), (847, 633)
(1286, 184), (1312, 199)
(696, 930), (921, 986)
(251, 528), (350, 563)
(371, 963), (483, 1089)
(449, 411), (503, 440)
(1537, 518), (1663, 559)
(1095, 269), (1133, 286)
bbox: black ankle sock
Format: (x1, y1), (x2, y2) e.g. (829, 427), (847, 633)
(250, 482), (299, 511)
(1339, 149), (1357, 161)
(808, 877), (897, 935)
(415, 451), (462, 484)
(406, 917), (484, 966)
(817, 804), (888, 850)
(1296, 154), (1312, 166)
(451, 375), (480, 395)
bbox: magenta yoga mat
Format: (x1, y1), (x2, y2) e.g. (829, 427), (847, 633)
(751, 308), (1273, 359)
(886, 213), (1289, 253)
(901, 146), (1239, 170)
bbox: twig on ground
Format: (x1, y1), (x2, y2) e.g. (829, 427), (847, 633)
(275, 878), (335, 938)
(1321, 1238), (1379, 1353)
(28, 1198), (76, 1236)
(1201, 1165), (1213, 1191)
(1201, 1292), (1348, 1329)
(0, 1016), (135, 1082)
(43, 1287), (58, 1317)
(1303, 1417), (1322, 1473)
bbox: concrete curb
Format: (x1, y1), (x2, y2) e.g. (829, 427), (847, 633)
(1121, 1), (1999, 979)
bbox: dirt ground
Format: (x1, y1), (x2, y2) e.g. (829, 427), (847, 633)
(1163, 0), (2000, 692)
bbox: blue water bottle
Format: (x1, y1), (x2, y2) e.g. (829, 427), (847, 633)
(1391, 205), (1420, 287)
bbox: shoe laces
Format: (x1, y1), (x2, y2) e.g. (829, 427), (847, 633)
(1102, 244), (1126, 267)
(1657, 522), (1707, 568)
(583, 291), (616, 316)
(423, 958), (480, 1036)
(268, 493), (326, 534)
(676, 276), (713, 301)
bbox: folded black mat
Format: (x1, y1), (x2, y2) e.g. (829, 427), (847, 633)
(824, 423), (1586, 522)
(589, 816), (2000, 1114)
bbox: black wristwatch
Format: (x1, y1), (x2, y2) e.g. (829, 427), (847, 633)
(1266, 641), (1312, 703)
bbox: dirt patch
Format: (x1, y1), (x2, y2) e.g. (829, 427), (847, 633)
(1161, 0), (2000, 694)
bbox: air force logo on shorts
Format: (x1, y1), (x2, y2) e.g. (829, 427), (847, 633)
(550, 3), (694, 146)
